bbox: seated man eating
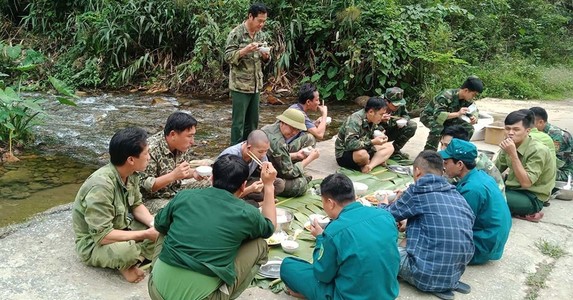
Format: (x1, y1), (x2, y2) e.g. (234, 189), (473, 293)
(280, 173), (400, 299)
(335, 96), (394, 173)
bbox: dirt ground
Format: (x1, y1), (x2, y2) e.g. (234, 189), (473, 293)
(0, 98), (572, 300)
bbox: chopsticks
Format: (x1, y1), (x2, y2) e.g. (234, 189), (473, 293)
(247, 150), (264, 167)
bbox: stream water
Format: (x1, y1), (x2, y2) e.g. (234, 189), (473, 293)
(0, 93), (355, 227)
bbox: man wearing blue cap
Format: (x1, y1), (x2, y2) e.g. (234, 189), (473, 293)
(440, 138), (512, 265)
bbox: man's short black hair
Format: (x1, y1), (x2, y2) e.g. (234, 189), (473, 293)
(320, 173), (355, 204)
(505, 109), (534, 129)
(163, 112), (197, 136)
(452, 158), (477, 170)
(364, 96), (387, 113)
(248, 3), (268, 18)
(297, 83), (317, 104)
(109, 127), (148, 166)
(413, 150), (444, 176)
(460, 76), (483, 93)
(529, 107), (548, 122)
(212, 154), (249, 193)
(441, 125), (470, 141)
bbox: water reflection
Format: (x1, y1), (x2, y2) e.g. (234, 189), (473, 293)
(1, 93), (357, 227)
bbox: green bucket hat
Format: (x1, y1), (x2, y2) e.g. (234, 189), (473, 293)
(385, 87), (406, 106)
(276, 108), (307, 131)
(438, 138), (478, 162)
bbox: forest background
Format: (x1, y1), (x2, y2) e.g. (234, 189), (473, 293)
(1, 0), (573, 147)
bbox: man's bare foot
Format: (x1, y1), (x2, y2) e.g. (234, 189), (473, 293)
(120, 265), (145, 283)
(286, 287), (306, 299)
(361, 164), (372, 174)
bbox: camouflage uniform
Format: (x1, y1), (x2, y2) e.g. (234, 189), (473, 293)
(475, 152), (506, 199)
(335, 109), (384, 158)
(72, 164), (154, 270)
(139, 131), (211, 214)
(225, 22), (269, 144)
(543, 123), (573, 181)
(420, 89), (478, 150)
(381, 88), (417, 154)
(261, 122), (311, 197)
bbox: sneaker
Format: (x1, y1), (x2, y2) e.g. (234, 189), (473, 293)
(454, 281), (471, 294)
(431, 290), (455, 300)
(515, 211), (544, 223)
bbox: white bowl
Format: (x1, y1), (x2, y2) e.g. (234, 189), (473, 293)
(353, 182), (369, 196)
(281, 240), (299, 254)
(196, 166), (212, 177)
(396, 119), (407, 127)
(373, 130), (384, 138)
(374, 190), (397, 202)
(308, 214), (330, 228)
(325, 116), (332, 125)
(302, 147), (313, 156)
(259, 46), (271, 53)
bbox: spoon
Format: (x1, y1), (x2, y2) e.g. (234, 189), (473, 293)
(562, 173), (572, 190)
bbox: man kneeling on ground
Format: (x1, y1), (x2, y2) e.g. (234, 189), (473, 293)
(380, 151), (475, 300)
(148, 155), (278, 300)
(280, 173), (400, 299)
(72, 127), (159, 283)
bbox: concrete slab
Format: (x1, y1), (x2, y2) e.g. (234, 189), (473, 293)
(1, 98), (572, 300)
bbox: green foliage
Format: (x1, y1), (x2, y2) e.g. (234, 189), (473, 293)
(5, 0), (573, 102)
(0, 42), (77, 147)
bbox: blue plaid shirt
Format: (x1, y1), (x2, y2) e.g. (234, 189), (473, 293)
(384, 174), (475, 292)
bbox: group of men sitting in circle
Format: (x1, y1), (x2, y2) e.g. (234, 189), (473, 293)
(71, 76), (571, 300)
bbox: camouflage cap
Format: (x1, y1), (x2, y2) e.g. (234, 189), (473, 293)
(385, 87), (406, 106)
(277, 108), (307, 131)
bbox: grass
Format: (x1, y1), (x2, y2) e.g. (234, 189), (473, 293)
(535, 239), (566, 259)
(418, 57), (573, 104)
(524, 239), (567, 299)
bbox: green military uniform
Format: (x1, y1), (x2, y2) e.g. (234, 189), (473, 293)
(381, 87), (417, 156)
(420, 89), (478, 150)
(149, 187), (273, 300)
(543, 123), (573, 181)
(494, 136), (556, 215)
(262, 122), (312, 197)
(335, 109), (384, 159)
(139, 131), (211, 214)
(280, 202), (400, 299)
(475, 152), (506, 199)
(72, 164), (154, 270)
(225, 22), (269, 145)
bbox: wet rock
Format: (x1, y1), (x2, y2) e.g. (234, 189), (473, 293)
(75, 91), (88, 97)
(150, 97), (172, 106)
(354, 96), (370, 107)
(0, 169), (32, 184)
(265, 95), (285, 105)
(9, 192), (31, 200)
(28, 182), (49, 192)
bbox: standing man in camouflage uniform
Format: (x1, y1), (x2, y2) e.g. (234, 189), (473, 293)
(262, 108), (320, 197)
(440, 125), (506, 198)
(72, 127), (158, 283)
(225, 3), (270, 145)
(139, 112), (211, 214)
(335, 97), (394, 173)
(420, 76), (484, 150)
(381, 87), (417, 159)
(530, 106), (573, 181)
